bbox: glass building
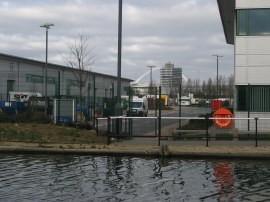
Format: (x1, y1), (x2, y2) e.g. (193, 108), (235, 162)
(217, 0), (270, 131)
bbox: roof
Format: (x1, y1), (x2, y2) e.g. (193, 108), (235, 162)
(217, 0), (235, 45)
(0, 52), (133, 82)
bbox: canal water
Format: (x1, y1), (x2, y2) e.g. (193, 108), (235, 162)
(0, 154), (270, 201)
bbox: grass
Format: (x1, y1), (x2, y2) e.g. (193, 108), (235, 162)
(0, 127), (42, 142)
(0, 123), (106, 144)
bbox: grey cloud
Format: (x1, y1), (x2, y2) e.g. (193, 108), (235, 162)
(0, 0), (233, 83)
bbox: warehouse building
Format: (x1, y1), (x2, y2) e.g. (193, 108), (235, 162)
(0, 53), (132, 102)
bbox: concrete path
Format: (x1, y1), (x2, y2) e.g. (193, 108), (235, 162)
(114, 137), (270, 147)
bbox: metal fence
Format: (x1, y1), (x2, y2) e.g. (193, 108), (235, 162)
(96, 116), (270, 147)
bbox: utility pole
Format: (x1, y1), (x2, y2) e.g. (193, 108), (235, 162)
(147, 65), (155, 109)
(40, 23), (54, 115)
(114, 0), (123, 134)
(212, 54), (223, 100)
(116, 0), (122, 107)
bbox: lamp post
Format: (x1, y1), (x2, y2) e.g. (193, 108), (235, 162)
(147, 65), (155, 109)
(116, 0), (122, 108)
(40, 23), (54, 115)
(112, 0), (123, 134)
(212, 54), (223, 100)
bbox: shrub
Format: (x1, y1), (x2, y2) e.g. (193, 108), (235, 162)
(181, 113), (213, 130)
(0, 111), (51, 124)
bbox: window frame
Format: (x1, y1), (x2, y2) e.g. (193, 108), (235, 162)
(236, 8), (270, 36)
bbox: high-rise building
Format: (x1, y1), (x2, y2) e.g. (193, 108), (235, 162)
(160, 63), (182, 95)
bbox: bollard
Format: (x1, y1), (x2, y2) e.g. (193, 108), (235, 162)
(96, 118), (99, 136)
(158, 86), (162, 146)
(107, 117), (111, 145)
(158, 117), (161, 146)
(255, 118), (258, 147)
(206, 117), (209, 147)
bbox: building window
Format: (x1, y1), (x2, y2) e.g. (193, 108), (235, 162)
(237, 85), (270, 112)
(10, 63), (14, 72)
(26, 74), (57, 84)
(66, 79), (85, 87)
(26, 74), (43, 83)
(237, 85), (246, 111)
(237, 9), (270, 36)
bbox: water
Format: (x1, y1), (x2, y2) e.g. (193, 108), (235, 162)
(0, 155), (270, 201)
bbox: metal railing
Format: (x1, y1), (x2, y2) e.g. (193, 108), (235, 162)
(96, 116), (270, 147)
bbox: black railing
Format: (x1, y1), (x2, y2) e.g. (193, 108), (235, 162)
(97, 116), (267, 147)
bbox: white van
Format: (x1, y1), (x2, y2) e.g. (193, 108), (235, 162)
(130, 96), (148, 117)
(9, 92), (42, 102)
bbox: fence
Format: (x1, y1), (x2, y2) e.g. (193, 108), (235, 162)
(96, 116), (270, 147)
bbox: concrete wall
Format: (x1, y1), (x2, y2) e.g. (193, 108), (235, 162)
(236, 0), (270, 9)
(235, 37), (270, 85)
(235, 111), (270, 132)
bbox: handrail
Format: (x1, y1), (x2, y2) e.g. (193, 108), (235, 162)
(96, 116), (266, 147)
(98, 116), (260, 120)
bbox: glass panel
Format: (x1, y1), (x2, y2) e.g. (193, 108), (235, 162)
(237, 85), (246, 111)
(26, 74), (32, 82)
(237, 10), (247, 36)
(249, 9), (270, 35)
(247, 86), (270, 112)
(237, 9), (270, 36)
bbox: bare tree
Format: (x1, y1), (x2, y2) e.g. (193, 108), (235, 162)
(219, 75), (227, 98)
(184, 78), (193, 95)
(206, 78), (214, 99)
(64, 34), (94, 120)
(201, 80), (207, 98)
(227, 74), (234, 99)
(193, 78), (201, 97)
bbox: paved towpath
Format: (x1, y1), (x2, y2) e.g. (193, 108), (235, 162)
(114, 137), (270, 147)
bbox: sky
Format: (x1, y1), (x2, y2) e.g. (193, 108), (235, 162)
(0, 0), (234, 84)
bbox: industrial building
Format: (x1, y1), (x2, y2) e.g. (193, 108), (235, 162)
(0, 53), (132, 102)
(217, 0), (270, 131)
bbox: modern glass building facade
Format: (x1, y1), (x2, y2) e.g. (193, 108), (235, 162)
(218, 0), (270, 131)
(237, 9), (270, 36)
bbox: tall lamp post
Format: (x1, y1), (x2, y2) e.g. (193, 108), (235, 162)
(113, 0), (123, 134)
(116, 0), (122, 109)
(212, 54), (223, 100)
(147, 65), (155, 109)
(40, 23), (54, 115)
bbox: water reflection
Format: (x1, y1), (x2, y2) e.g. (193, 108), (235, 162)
(1, 155), (270, 201)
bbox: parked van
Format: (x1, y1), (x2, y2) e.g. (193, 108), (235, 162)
(130, 96), (148, 117)
(9, 92), (42, 102)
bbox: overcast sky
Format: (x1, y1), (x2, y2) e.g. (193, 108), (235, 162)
(0, 0), (234, 84)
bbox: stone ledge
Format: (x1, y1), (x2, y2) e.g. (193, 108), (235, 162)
(1, 144), (270, 159)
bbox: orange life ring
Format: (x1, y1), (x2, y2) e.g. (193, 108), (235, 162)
(213, 108), (233, 129)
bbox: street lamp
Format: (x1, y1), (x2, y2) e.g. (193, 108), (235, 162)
(40, 23), (54, 115)
(116, 0), (122, 107)
(212, 54), (223, 99)
(147, 65), (155, 109)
